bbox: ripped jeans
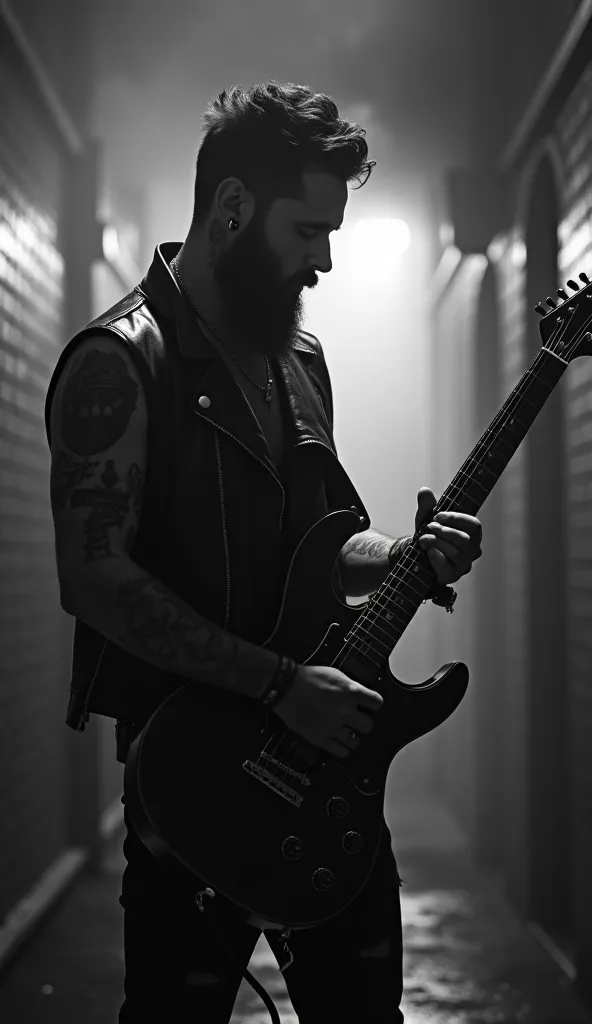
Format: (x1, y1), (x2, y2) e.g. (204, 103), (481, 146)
(118, 796), (404, 1023)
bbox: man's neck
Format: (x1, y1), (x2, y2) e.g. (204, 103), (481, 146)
(175, 238), (260, 368)
(175, 238), (223, 333)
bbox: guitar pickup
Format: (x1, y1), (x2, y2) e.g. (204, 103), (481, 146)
(242, 760), (304, 807)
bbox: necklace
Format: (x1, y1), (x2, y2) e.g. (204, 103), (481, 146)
(170, 255), (273, 403)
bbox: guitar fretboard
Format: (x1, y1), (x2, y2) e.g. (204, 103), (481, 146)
(337, 346), (567, 673)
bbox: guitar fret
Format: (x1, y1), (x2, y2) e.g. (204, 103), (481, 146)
(340, 344), (570, 670)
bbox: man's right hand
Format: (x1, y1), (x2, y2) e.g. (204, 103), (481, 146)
(272, 663), (383, 759)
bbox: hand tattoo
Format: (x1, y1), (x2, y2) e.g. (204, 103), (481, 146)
(60, 348), (138, 455)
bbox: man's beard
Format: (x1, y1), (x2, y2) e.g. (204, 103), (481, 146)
(214, 221), (316, 359)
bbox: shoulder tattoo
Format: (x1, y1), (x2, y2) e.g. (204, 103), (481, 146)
(60, 348), (139, 456)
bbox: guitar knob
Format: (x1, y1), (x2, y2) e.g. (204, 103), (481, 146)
(282, 835), (304, 861)
(312, 867), (335, 891)
(342, 831), (364, 854)
(326, 796), (349, 818)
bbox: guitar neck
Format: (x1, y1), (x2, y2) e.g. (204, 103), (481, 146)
(341, 346), (568, 672)
(433, 346), (567, 519)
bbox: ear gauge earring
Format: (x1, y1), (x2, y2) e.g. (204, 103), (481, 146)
(228, 218), (239, 231)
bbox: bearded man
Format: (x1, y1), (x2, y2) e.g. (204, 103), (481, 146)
(45, 80), (482, 1023)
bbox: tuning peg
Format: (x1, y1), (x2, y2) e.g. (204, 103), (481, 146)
(567, 279), (579, 290)
(579, 273), (590, 284)
(546, 297), (557, 308)
(557, 288), (569, 301)
(534, 304), (547, 315)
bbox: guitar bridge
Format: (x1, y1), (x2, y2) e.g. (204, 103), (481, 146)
(242, 760), (304, 807)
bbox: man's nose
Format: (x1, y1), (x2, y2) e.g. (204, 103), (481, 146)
(311, 249), (332, 274)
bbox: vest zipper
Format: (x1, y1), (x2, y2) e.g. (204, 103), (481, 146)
(193, 411), (286, 532)
(213, 432), (232, 630)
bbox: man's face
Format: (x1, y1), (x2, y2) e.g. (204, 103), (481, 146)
(214, 169), (347, 358)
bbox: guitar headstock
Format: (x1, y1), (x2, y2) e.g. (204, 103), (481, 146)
(535, 273), (592, 360)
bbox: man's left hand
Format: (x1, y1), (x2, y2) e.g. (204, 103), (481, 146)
(415, 487), (482, 585)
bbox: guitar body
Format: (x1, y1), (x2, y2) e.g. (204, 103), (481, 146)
(125, 271), (592, 927)
(125, 509), (469, 928)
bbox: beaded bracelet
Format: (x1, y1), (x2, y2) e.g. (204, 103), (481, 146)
(259, 654), (298, 709)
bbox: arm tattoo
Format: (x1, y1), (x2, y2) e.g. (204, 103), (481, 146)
(207, 219), (224, 267)
(60, 348), (139, 456)
(338, 530), (411, 598)
(50, 451), (99, 509)
(342, 531), (391, 562)
(68, 460), (143, 562)
(386, 536), (412, 564)
(116, 577), (239, 680)
(126, 463), (143, 517)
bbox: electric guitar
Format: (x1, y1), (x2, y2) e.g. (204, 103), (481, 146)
(125, 272), (592, 929)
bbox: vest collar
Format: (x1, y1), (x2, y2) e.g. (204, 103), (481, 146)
(135, 242), (337, 469)
(136, 241), (319, 361)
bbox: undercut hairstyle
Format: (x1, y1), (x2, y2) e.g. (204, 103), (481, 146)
(192, 80), (376, 225)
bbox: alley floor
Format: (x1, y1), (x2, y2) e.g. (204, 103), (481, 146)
(0, 796), (589, 1024)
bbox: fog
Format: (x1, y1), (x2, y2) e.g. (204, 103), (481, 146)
(80, 0), (489, 796)
(91, 0), (477, 243)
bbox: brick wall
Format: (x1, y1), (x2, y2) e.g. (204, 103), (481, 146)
(555, 59), (592, 993)
(494, 233), (530, 910)
(0, 39), (71, 918)
(430, 256), (488, 837)
(433, 48), (592, 983)
(486, 56), (592, 969)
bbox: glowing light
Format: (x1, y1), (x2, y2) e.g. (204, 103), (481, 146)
(352, 217), (411, 258)
(439, 222), (455, 248)
(510, 239), (527, 269)
(102, 225), (120, 261)
(328, 217), (411, 291)
(487, 235), (509, 264)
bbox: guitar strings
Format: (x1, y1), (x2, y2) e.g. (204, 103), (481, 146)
(337, 364), (548, 667)
(333, 330), (579, 675)
(253, 337), (562, 782)
(253, 317), (586, 783)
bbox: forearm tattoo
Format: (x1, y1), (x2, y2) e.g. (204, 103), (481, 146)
(387, 536), (412, 564)
(342, 531), (392, 563)
(116, 577), (239, 680)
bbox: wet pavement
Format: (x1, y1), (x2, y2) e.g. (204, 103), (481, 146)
(0, 796), (589, 1023)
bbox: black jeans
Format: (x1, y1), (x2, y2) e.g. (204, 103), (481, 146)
(118, 796), (404, 1023)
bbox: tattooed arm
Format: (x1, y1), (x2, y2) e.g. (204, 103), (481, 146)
(338, 529), (412, 598)
(48, 335), (278, 699)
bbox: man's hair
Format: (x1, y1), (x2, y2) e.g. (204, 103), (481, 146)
(192, 81), (376, 225)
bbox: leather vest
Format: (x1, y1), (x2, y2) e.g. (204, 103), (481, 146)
(44, 242), (371, 731)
